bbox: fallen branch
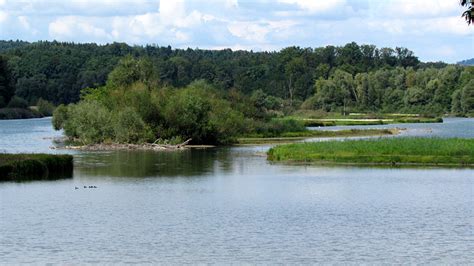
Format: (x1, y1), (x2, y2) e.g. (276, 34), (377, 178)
(60, 138), (194, 151)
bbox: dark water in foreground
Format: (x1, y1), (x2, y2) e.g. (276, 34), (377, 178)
(0, 118), (473, 263)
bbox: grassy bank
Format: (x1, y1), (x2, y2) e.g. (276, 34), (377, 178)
(268, 138), (474, 167)
(237, 128), (398, 144)
(298, 117), (443, 127)
(287, 111), (443, 127)
(0, 154), (73, 181)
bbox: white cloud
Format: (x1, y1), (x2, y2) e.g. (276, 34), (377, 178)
(368, 16), (474, 36)
(18, 16), (29, 28)
(224, 0), (238, 9)
(49, 16), (110, 41)
(228, 21), (270, 42)
(278, 0), (346, 13)
(0, 11), (7, 23)
(227, 19), (297, 43)
(382, 0), (459, 18)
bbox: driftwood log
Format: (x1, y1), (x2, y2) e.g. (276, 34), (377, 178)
(59, 138), (193, 151)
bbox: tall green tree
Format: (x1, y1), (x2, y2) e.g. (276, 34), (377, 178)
(0, 56), (14, 107)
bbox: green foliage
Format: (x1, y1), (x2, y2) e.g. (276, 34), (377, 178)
(37, 98), (55, 116)
(3, 40), (470, 117)
(304, 65), (472, 116)
(238, 129), (393, 144)
(461, 80), (474, 116)
(268, 138), (474, 166)
(64, 101), (114, 144)
(54, 79), (249, 145)
(113, 107), (152, 143)
(52, 104), (68, 130)
(0, 153), (73, 181)
(1, 40), (422, 107)
(0, 108), (42, 119)
(248, 118), (306, 138)
(0, 55), (14, 106)
(107, 56), (157, 88)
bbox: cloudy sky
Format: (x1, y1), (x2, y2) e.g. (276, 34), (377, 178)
(0, 0), (472, 62)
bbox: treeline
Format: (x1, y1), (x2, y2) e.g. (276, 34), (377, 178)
(303, 66), (474, 115)
(0, 40), (472, 117)
(0, 55), (55, 118)
(1, 40), (423, 105)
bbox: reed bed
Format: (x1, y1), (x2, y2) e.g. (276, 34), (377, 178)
(268, 138), (474, 166)
(0, 154), (73, 181)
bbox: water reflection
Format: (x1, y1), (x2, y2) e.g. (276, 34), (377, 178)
(74, 148), (234, 178)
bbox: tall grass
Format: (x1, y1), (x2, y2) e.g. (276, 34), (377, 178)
(0, 154), (73, 181)
(238, 129), (395, 144)
(268, 138), (474, 166)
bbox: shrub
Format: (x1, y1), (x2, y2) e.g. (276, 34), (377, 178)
(162, 86), (212, 143)
(37, 98), (55, 116)
(52, 104), (69, 130)
(113, 107), (152, 143)
(65, 101), (114, 144)
(251, 118), (306, 137)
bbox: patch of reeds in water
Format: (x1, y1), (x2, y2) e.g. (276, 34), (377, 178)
(0, 154), (73, 181)
(268, 138), (474, 167)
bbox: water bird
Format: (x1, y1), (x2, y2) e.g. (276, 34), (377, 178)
(75, 187), (79, 190)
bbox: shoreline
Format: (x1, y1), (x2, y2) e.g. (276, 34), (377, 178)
(54, 128), (403, 151)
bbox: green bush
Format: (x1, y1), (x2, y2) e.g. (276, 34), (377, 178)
(251, 118), (306, 137)
(37, 98), (55, 116)
(52, 104), (68, 130)
(65, 101), (114, 144)
(113, 107), (152, 143)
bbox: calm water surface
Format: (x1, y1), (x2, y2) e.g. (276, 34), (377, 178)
(0, 118), (473, 263)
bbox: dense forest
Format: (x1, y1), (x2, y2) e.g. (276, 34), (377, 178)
(0, 40), (473, 118)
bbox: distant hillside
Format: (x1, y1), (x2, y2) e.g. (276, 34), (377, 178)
(458, 58), (474, 66)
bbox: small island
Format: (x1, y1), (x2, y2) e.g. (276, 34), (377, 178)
(267, 138), (474, 167)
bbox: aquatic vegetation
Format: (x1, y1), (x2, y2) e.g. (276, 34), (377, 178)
(0, 154), (73, 181)
(238, 128), (397, 144)
(268, 138), (474, 166)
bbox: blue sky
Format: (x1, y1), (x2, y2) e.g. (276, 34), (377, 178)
(0, 0), (472, 63)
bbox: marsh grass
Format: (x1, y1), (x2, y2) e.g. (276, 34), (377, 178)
(238, 129), (396, 144)
(300, 117), (443, 127)
(268, 138), (474, 166)
(0, 154), (73, 181)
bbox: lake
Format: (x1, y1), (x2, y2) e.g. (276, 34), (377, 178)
(0, 118), (473, 263)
